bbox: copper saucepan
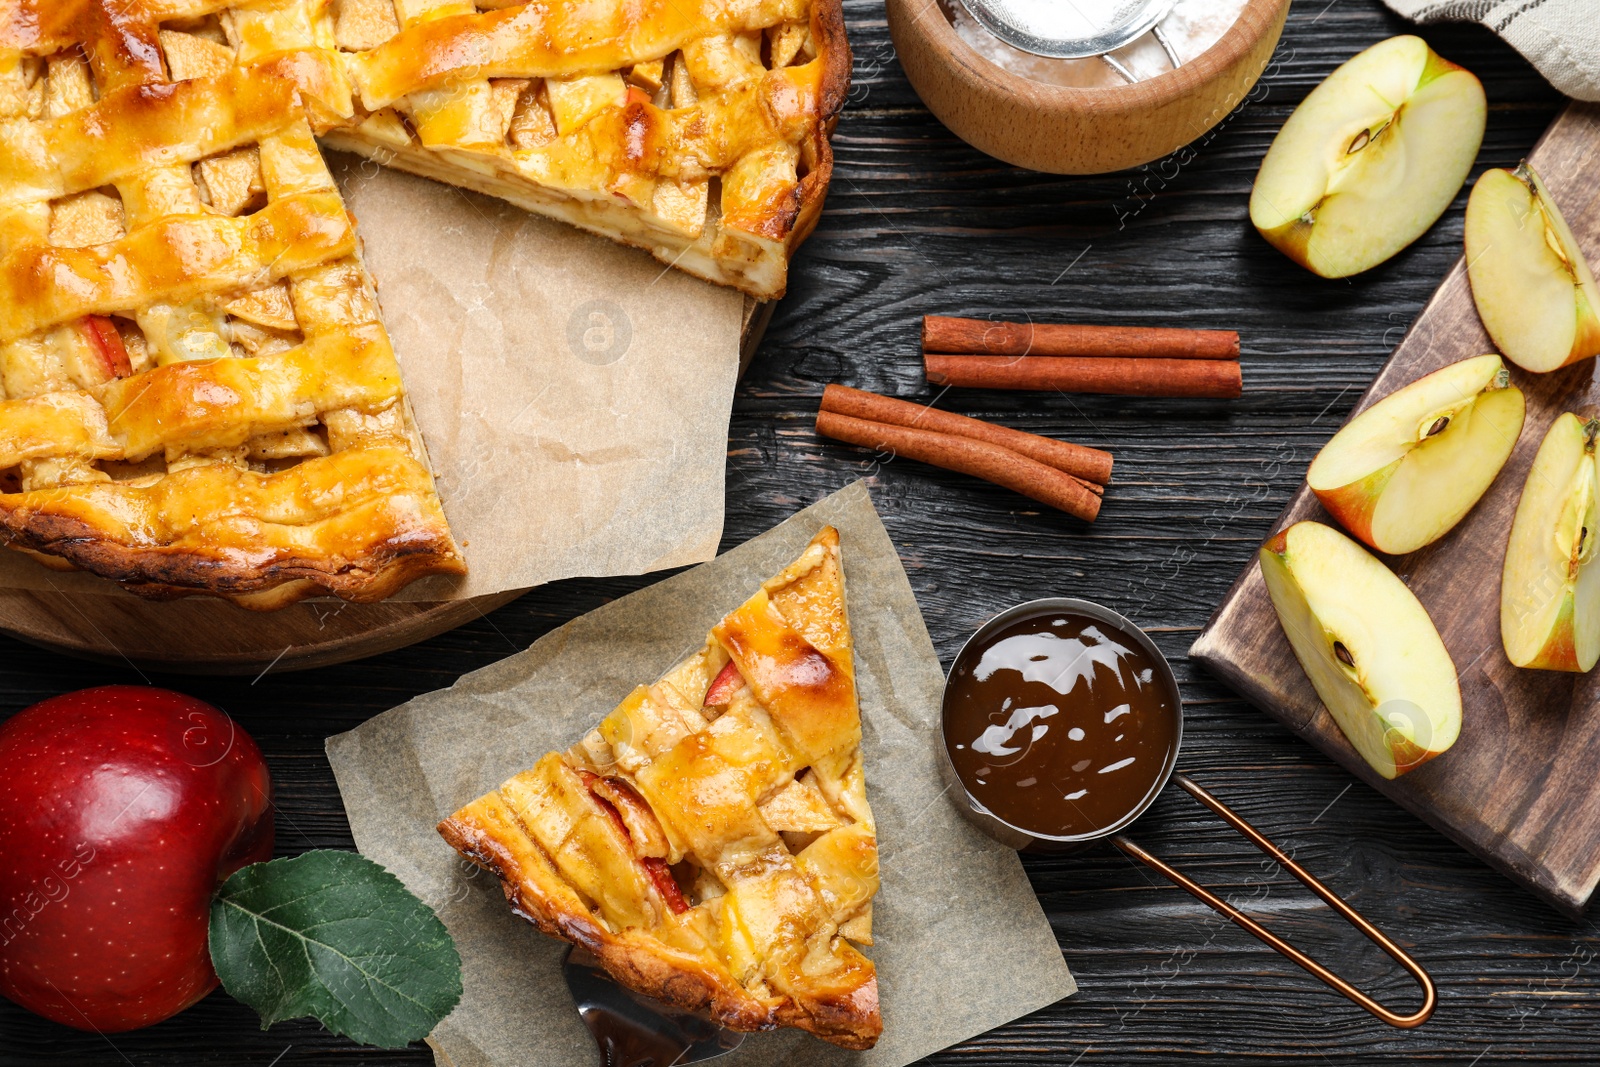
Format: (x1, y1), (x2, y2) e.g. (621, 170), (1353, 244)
(939, 597), (1436, 1029)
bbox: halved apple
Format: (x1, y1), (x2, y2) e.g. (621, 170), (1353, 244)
(1260, 521), (1461, 778)
(1465, 163), (1600, 373)
(1250, 35), (1486, 278)
(1501, 413), (1600, 671)
(1307, 354), (1524, 554)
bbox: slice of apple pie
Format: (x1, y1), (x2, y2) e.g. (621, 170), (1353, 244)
(438, 526), (881, 1048)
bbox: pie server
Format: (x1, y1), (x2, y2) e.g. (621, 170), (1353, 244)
(562, 944), (744, 1066)
(957, 0), (1182, 79)
(940, 597), (1439, 1029)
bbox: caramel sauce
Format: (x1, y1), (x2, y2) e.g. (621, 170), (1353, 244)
(943, 609), (1177, 839)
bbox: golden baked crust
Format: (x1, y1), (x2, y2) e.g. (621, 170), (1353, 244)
(10, 0), (850, 300)
(439, 527), (881, 1049)
(0, 25), (463, 607)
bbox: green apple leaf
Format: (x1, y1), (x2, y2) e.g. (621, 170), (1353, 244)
(209, 850), (462, 1049)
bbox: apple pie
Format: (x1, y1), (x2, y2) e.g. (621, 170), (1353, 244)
(0, 36), (463, 605)
(26, 0), (850, 300)
(0, 0), (849, 605)
(438, 526), (881, 1048)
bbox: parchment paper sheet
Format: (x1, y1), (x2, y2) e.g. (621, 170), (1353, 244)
(0, 157), (745, 601)
(326, 481), (1076, 1067)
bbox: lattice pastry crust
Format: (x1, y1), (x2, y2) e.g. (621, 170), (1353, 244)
(439, 527), (881, 1049)
(12, 0), (849, 300)
(0, 23), (464, 607)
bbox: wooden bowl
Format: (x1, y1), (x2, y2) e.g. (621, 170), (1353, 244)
(886, 0), (1291, 174)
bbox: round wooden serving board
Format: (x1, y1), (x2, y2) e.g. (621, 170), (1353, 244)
(0, 302), (774, 676)
(0, 588), (526, 675)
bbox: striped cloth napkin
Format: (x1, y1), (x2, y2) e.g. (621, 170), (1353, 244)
(1383, 0), (1599, 100)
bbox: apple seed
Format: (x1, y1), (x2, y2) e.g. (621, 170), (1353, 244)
(1346, 129), (1371, 154)
(1333, 641), (1355, 667)
(1544, 222), (1574, 271)
(1425, 416), (1450, 438)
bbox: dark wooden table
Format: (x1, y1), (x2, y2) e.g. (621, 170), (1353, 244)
(1, 2), (1588, 1063)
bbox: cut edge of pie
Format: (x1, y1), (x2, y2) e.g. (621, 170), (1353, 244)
(438, 525), (881, 1049)
(318, 0), (851, 300)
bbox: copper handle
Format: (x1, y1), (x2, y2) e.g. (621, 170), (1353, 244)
(1111, 774), (1436, 1029)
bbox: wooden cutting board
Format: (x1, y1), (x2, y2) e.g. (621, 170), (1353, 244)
(0, 301), (774, 676)
(1191, 103), (1600, 916)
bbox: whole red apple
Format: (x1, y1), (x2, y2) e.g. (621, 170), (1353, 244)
(0, 686), (273, 1031)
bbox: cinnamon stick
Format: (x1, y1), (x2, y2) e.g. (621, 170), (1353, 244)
(924, 316), (1240, 360)
(820, 384), (1114, 486)
(924, 354), (1242, 399)
(815, 410), (1102, 522)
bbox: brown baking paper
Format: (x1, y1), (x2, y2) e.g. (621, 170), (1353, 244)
(325, 481), (1076, 1067)
(0, 157), (745, 600)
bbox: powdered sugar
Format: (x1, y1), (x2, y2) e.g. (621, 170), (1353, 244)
(938, 0), (1251, 88)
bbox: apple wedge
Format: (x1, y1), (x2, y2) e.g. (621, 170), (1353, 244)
(1465, 163), (1600, 373)
(1250, 35), (1486, 278)
(1501, 413), (1600, 672)
(1260, 521), (1461, 778)
(1307, 354), (1524, 554)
